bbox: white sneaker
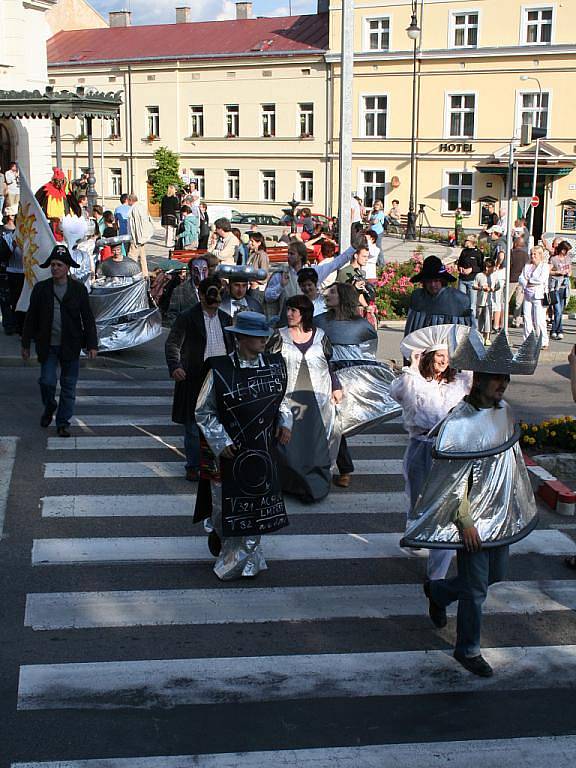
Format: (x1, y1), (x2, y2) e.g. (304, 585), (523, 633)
(558, 333), (564, 340)
(551, 333), (558, 340)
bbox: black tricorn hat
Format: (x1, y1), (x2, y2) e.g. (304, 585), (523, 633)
(39, 244), (80, 269)
(410, 255), (456, 284)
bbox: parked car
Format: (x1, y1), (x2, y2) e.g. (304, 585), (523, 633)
(230, 212), (287, 241)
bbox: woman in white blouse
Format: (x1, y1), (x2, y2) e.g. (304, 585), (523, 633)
(391, 325), (472, 581)
(518, 245), (550, 348)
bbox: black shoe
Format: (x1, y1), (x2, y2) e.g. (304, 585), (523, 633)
(423, 580), (447, 628)
(57, 425), (71, 438)
(40, 401), (57, 428)
(208, 530), (222, 557)
(453, 651), (493, 677)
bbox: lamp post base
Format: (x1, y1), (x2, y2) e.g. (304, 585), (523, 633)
(405, 210), (417, 241)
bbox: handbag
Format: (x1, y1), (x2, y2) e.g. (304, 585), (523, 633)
(542, 290), (558, 307)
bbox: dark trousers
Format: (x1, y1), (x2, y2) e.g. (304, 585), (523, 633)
(39, 346), (80, 427)
(184, 418), (200, 470)
(7, 272), (25, 334)
(336, 435), (354, 475)
(430, 545), (509, 657)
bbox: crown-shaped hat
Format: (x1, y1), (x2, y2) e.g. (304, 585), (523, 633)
(449, 328), (541, 375)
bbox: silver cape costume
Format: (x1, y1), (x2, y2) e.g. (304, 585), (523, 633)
(314, 313), (401, 434)
(276, 326), (338, 502)
(401, 399), (538, 549)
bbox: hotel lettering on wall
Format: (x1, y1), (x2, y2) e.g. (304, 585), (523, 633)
(439, 143), (474, 153)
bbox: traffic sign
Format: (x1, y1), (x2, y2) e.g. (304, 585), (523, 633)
(531, 195), (540, 208)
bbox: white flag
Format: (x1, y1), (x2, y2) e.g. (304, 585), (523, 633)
(15, 173), (57, 312)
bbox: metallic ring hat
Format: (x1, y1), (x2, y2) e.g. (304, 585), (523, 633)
(39, 244), (80, 269)
(225, 311), (275, 337)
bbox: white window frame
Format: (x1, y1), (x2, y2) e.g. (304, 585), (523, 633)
(189, 106), (204, 137)
(191, 168), (205, 198)
(444, 92), (477, 139)
(442, 169), (474, 215)
(298, 171), (314, 204)
(448, 9), (480, 48)
(261, 104), (276, 137)
(520, 4), (555, 45)
(299, 102), (314, 137)
(261, 170), (276, 202)
(77, 117), (89, 137)
(109, 168), (123, 197)
(357, 168), (386, 209)
(146, 106), (160, 137)
(226, 169), (240, 200)
(360, 93), (388, 139)
(225, 104), (239, 137)
(515, 89), (552, 135)
(363, 16), (391, 52)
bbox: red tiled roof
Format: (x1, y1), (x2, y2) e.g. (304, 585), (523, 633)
(47, 14), (328, 66)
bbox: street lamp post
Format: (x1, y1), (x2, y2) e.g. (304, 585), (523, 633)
(520, 75), (543, 248)
(405, 3), (420, 241)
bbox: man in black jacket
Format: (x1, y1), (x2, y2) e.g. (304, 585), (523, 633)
(21, 244), (98, 437)
(165, 276), (233, 481)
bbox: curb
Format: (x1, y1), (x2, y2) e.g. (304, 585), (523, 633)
(523, 453), (576, 517)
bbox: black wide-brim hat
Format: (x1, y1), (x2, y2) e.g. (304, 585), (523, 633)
(410, 255), (456, 284)
(39, 244), (80, 269)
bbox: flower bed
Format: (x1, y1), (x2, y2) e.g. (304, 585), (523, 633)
(373, 254), (458, 320)
(521, 417), (576, 452)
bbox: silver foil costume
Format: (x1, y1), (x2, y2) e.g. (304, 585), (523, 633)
(314, 314), (401, 434)
(195, 352), (293, 580)
(401, 399), (538, 548)
(401, 329), (541, 550)
(276, 326), (338, 502)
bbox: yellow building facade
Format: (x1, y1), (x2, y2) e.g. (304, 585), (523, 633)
(47, 1), (576, 238)
(327, 0), (576, 238)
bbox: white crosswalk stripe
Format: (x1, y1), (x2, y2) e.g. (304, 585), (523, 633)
(11, 736), (576, 768)
(30, 530), (576, 566)
(12, 375), (576, 765)
(24, 580), (576, 630)
(46, 433), (408, 450)
(43, 458), (404, 478)
(16, 644), (576, 710)
(40, 492), (408, 517)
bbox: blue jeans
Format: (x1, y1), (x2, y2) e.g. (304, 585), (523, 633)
(430, 545), (509, 657)
(39, 346), (80, 427)
(457, 279), (477, 314)
(184, 418), (200, 471)
(552, 290), (567, 335)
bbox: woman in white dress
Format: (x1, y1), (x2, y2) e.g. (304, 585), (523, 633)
(518, 245), (550, 348)
(391, 325), (472, 581)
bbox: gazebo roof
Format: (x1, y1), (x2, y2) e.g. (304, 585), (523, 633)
(0, 88), (122, 119)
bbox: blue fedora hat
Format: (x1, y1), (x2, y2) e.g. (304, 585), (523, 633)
(225, 311), (274, 337)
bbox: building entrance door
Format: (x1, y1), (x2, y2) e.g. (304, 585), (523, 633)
(518, 177), (546, 242)
(0, 123), (12, 173)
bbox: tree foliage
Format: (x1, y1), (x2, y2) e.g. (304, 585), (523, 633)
(148, 146), (181, 203)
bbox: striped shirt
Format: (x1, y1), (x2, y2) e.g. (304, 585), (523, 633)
(203, 311), (227, 360)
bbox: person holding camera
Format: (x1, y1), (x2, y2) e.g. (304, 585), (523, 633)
(335, 243), (376, 311)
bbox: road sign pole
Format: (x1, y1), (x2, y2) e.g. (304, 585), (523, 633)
(528, 136), (540, 248)
(503, 140), (515, 335)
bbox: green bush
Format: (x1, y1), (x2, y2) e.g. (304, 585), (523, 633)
(148, 146), (181, 204)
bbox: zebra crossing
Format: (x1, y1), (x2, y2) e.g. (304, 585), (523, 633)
(9, 373), (576, 766)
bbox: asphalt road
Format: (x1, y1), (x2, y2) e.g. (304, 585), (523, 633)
(0, 359), (576, 767)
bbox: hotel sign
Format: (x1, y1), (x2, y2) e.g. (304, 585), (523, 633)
(439, 143), (474, 153)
